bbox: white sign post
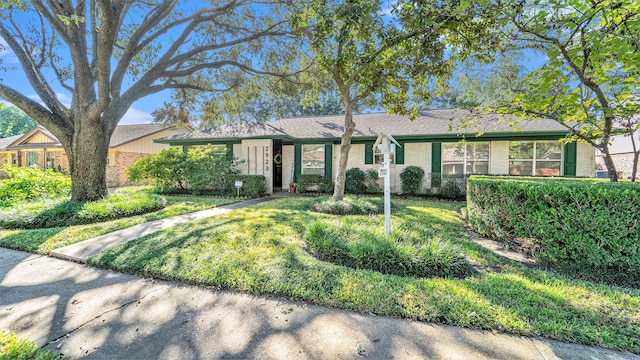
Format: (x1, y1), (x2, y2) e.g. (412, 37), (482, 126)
(234, 180), (243, 197)
(373, 132), (401, 236)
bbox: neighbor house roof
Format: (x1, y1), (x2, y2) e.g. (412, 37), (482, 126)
(4, 124), (180, 150)
(159, 109), (570, 143)
(0, 133), (24, 151)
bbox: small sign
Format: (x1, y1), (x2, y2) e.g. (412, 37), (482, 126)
(378, 168), (387, 178)
(234, 180), (243, 189)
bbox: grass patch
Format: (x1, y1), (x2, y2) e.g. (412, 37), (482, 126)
(309, 196), (394, 215)
(305, 220), (470, 278)
(0, 187), (166, 229)
(87, 197), (640, 354)
(0, 329), (62, 360)
(0, 196), (237, 254)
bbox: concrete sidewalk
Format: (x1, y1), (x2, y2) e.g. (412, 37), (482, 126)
(1, 248), (637, 360)
(49, 196), (275, 263)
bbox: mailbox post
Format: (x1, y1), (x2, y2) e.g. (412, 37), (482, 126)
(373, 132), (401, 236)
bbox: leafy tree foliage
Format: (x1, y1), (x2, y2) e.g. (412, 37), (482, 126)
(0, 0), (293, 200)
(0, 104), (37, 138)
(496, 0), (640, 181)
(291, 0), (500, 200)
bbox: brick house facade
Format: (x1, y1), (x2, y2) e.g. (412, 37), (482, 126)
(0, 124), (189, 186)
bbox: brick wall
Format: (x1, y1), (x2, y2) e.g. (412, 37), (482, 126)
(106, 151), (146, 187)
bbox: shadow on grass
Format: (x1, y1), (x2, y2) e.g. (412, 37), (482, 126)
(0, 228), (64, 254)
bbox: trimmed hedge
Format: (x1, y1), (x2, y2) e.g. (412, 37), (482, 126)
(227, 175), (267, 198)
(466, 176), (640, 286)
(400, 166), (424, 195)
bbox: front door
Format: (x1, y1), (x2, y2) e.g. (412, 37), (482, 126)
(273, 141), (283, 189)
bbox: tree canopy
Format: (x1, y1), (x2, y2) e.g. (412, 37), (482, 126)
(495, 0), (640, 181)
(0, 0), (295, 200)
(0, 104), (37, 138)
(291, 0), (501, 200)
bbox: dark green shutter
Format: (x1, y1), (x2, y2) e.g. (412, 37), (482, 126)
(226, 142), (234, 160)
(395, 141), (405, 165)
(294, 144), (302, 181)
(182, 145), (188, 153)
(364, 142), (373, 164)
(324, 143), (333, 179)
(563, 142), (577, 176)
(431, 143), (442, 187)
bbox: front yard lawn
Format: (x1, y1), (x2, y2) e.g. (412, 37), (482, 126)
(87, 197), (640, 354)
(0, 196), (237, 254)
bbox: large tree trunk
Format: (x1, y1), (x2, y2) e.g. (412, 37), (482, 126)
(600, 145), (619, 182)
(67, 122), (110, 201)
(332, 106), (356, 201)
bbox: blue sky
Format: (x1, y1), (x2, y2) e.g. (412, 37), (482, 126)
(0, 36), (158, 124)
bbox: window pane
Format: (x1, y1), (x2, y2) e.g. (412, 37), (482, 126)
(466, 143), (489, 160)
(509, 142), (533, 159)
(442, 162), (464, 176)
(466, 161), (489, 175)
(442, 143), (465, 161)
(27, 152), (39, 167)
(535, 161), (561, 176)
(46, 152), (56, 168)
(302, 144), (324, 174)
(536, 141), (562, 160)
(509, 160), (533, 175)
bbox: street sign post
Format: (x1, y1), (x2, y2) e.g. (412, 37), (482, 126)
(372, 132), (401, 236)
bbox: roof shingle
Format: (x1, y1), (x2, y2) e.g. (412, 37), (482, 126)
(164, 109), (569, 142)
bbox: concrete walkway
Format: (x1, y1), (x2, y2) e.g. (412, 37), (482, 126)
(49, 196), (275, 263)
(2, 248), (638, 360)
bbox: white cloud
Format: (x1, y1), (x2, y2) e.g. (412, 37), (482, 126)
(118, 107), (153, 125)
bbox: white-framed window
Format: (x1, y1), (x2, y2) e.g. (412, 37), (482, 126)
(27, 151), (39, 168)
(45, 151), (56, 169)
(442, 142), (490, 176)
(509, 141), (563, 176)
(187, 144), (228, 158)
(11, 153), (17, 165)
(302, 144), (324, 175)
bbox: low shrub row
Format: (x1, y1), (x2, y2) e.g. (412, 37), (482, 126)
(0, 188), (166, 229)
(0, 165), (71, 205)
(297, 174), (334, 193)
(305, 220), (469, 278)
(466, 176), (640, 286)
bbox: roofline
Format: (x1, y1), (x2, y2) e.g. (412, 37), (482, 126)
(155, 130), (573, 145)
(110, 124), (184, 148)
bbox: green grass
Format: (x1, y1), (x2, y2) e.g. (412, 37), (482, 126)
(0, 330), (62, 360)
(0, 196), (237, 254)
(0, 187), (167, 229)
(87, 197), (640, 354)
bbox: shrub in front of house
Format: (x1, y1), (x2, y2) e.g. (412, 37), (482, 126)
(0, 187), (166, 229)
(225, 175), (267, 198)
(0, 164), (71, 205)
(305, 220), (469, 278)
(345, 168), (366, 194)
(364, 169), (381, 193)
(297, 174), (324, 193)
(440, 179), (465, 200)
(399, 166), (425, 195)
(127, 146), (265, 197)
(466, 176), (640, 286)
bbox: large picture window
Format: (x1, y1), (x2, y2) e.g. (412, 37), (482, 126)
(302, 144), (324, 175)
(509, 141), (562, 176)
(442, 142), (490, 176)
(27, 151), (39, 168)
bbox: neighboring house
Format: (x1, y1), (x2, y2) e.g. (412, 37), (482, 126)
(595, 131), (640, 179)
(0, 124), (190, 186)
(156, 109), (596, 194)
